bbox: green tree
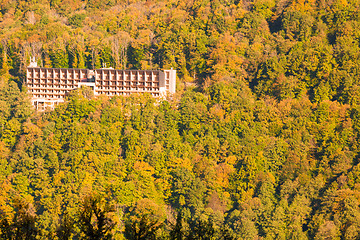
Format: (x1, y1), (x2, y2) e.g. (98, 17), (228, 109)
(78, 195), (116, 240)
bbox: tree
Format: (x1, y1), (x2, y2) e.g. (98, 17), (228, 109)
(170, 211), (184, 240)
(124, 214), (162, 240)
(0, 199), (38, 240)
(78, 195), (117, 240)
(56, 213), (75, 240)
(124, 199), (165, 240)
(187, 218), (216, 240)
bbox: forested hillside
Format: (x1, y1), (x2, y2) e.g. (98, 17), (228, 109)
(2, 0), (360, 239)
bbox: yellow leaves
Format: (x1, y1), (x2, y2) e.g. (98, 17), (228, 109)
(215, 162), (235, 189)
(0, 178), (13, 220)
(327, 189), (360, 215)
(130, 198), (166, 227)
(89, 38), (101, 48)
(168, 8), (189, 24)
(242, 188), (255, 201)
(209, 33), (245, 81)
(170, 157), (193, 172)
(209, 105), (225, 120)
(125, 161), (164, 204)
(289, 0), (317, 12)
(179, 195), (186, 206)
(333, 0), (349, 8)
(213, 156), (237, 189)
(47, 133), (62, 151)
(234, 1), (250, 17)
(0, 140), (9, 159)
(133, 29), (153, 47)
(80, 171), (95, 196)
(193, 155), (216, 183)
(22, 120), (41, 136)
(267, 172), (276, 184)
(83, 138), (93, 152)
(53, 170), (65, 186)
(155, 178), (171, 199)
(251, 41), (264, 54)
(0, 0), (11, 10)
(226, 155), (237, 165)
(252, 0), (276, 19)
(133, 161), (155, 175)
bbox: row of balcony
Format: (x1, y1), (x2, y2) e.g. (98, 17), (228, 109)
(27, 80), (79, 84)
(27, 79), (161, 85)
(27, 70), (87, 80)
(96, 87), (159, 91)
(29, 89), (68, 94)
(28, 85), (77, 89)
(95, 91), (161, 96)
(95, 79), (160, 83)
(32, 94), (65, 98)
(97, 83), (159, 87)
(27, 75), (161, 81)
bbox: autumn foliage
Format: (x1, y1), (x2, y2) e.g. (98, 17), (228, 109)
(2, 0), (360, 239)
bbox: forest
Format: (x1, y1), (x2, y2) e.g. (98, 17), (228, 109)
(2, 0), (360, 239)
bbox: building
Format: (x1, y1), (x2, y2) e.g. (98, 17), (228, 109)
(26, 60), (176, 111)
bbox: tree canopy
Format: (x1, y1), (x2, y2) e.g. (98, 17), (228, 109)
(2, 0), (360, 239)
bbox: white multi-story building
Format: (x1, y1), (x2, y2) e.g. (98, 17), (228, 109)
(26, 61), (176, 111)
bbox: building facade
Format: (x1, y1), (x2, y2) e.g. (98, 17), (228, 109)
(26, 62), (176, 111)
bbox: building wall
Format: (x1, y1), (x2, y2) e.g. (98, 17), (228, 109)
(26, 67), (176, 110)
(94, 69), (163, 96)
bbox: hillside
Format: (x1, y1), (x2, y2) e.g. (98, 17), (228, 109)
(1, 0), (360, 239)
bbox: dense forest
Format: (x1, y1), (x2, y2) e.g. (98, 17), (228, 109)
(2, 0), (360, 239)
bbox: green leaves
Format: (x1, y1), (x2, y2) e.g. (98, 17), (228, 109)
(4, 0), (360, 238)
